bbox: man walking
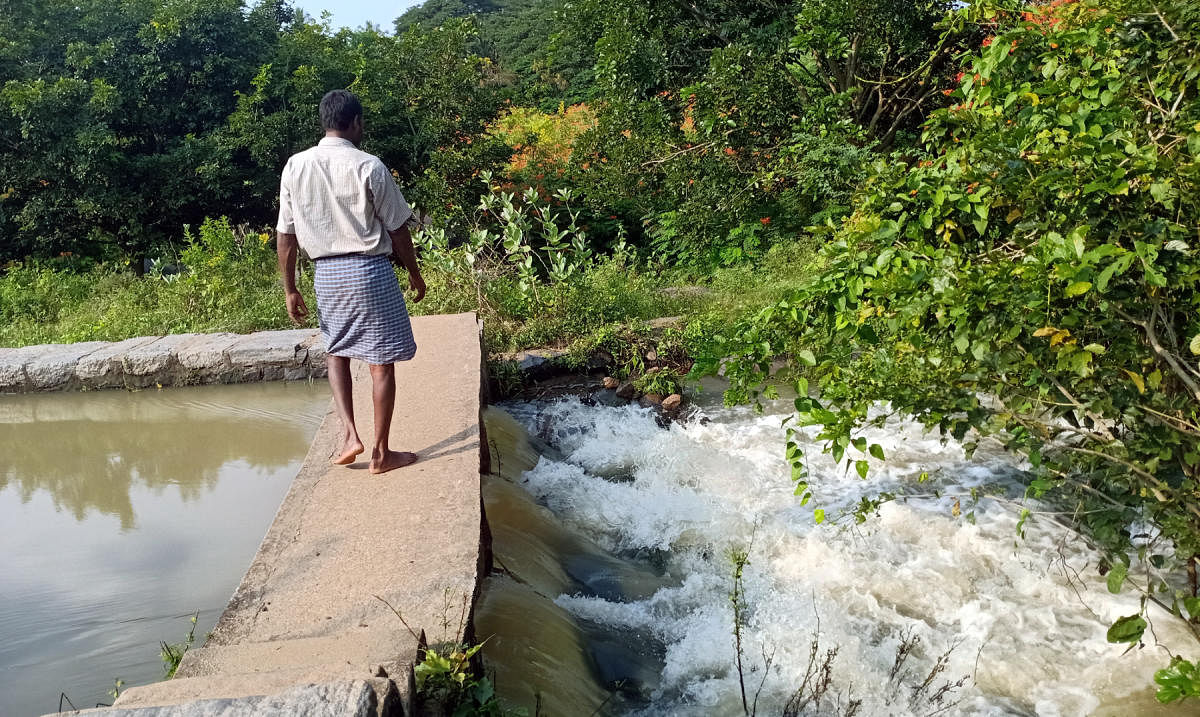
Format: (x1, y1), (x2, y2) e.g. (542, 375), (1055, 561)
(276, 89), (427, 475)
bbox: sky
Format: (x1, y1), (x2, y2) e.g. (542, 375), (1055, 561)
(290, 0), (425, 31)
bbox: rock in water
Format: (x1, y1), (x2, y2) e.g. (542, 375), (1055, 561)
(602, 376), (619, 390)
(615, 382), (636, 400)
(662, 394), (683, 413)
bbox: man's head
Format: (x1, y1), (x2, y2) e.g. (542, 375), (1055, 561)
(319, 89), (363, 145)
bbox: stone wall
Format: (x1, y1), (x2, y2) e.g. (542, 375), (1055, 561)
(0, 329), (327, 393)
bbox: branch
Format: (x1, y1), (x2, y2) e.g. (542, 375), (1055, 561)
(1117, 307), (1200, 404)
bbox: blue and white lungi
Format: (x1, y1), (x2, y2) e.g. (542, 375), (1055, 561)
(313, 254), (417, 365)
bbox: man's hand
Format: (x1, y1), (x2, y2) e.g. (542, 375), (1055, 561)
(285, 290), (309, 324)
(408, 271), (426, 304)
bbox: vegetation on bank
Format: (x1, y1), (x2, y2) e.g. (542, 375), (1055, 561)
(3, 0), (1199, 705)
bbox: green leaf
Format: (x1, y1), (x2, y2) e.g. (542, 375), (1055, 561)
(813, 508), (825, 524)
(1190, 334), (1200, 356)
(1106, 562), (1127, 594)
(855, 460), (869, 479)
(1106, 614), (1146, 644)
(1084, 343), (1106, 355)
(1064, 281), (1092, 297)
(869, 444), (885, 460)
(797, 349), (816, 366)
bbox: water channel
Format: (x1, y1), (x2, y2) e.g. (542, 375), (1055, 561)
(0, 382), (329, 717)
(3, 376), (1196, 716)
(478, 394), (1196, 716)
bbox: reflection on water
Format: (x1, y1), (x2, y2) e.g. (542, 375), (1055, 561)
(0, 382), (329, 717)
(0, 385), (327, 529)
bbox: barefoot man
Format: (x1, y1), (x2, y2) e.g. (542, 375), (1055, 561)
(275, 89), (427, 475)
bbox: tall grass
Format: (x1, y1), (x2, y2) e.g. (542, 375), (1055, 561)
(0, 217), (818, 361)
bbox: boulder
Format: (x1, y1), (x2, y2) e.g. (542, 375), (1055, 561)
(615, 381), (636, 400)
(594, 389), (624, 407)
(662, 394), (684, 413)
(642, 393), (664, 406)
(602, 376), (619, 390)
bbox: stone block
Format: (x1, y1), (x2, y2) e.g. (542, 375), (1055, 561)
(0, 345), (58, 392)
(121, 334), (199, 379)
(76, 336), (161, 387)
(302, 332), (328, 367)
(59, 679), (392, 717)
(227, 329), (318, 367)
(26, 342), (109, 390)
(176, 333), (242, 373)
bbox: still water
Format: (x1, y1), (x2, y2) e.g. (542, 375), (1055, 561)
(0, 382), (329, 717)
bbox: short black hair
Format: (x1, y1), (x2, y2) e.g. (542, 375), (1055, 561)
(319, 89), (362, 132)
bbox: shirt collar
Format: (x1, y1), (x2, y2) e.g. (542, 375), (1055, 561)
(318, 136), (357, 148)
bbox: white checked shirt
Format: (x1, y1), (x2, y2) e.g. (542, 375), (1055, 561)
(276, 137), (413, 259)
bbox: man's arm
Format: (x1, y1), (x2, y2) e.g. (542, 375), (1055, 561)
(276, 231), (309, 324)
(387, 224), (426, 303)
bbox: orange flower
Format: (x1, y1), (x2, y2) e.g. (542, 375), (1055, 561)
(942, 89), (954, 96)
(724, 147), (736, 156)
(981, 36), (994, 47)
(760, 217), (770, 225)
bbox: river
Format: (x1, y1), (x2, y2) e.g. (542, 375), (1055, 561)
(0, 382), (328, 717)
(479, 394), (1196, 716)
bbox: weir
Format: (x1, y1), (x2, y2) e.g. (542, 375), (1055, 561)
(67, 312), (487, 717)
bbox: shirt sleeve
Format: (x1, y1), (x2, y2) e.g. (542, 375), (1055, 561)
(275, 159), (296, 234)
(368, 160), (413, 232)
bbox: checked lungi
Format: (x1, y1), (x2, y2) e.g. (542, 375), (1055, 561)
(313, 254), (417, 365)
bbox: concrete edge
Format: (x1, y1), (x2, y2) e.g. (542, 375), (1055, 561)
(0, 329), (328, 394)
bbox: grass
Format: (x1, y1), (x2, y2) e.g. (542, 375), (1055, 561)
(0, 223), (821, 377)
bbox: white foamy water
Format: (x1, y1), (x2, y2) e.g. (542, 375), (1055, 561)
(502, 398), (1196, 716)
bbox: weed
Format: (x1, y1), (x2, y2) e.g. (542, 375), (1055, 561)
(160, 612), (199, 679)
(374, 593), (525, 717)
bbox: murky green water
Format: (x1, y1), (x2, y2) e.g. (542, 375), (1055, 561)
(0, 382), (329, 717)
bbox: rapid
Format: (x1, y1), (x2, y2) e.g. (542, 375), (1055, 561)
(477, 393), (1195, 716)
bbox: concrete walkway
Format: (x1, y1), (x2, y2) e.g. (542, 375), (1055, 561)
(74, 313), (486, 716)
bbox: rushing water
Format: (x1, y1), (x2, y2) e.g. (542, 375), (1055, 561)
(479, 395), (1196, 717)
(0, 382), (329, 717)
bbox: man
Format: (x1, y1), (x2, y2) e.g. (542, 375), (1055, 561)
(276, 89), (427, 475)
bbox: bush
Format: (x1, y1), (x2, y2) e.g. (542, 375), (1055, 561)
(715, 0), (1200, 701)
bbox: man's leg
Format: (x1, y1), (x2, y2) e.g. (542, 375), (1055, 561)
(327, 355), (364, 465)
(368, 362), (418, 474)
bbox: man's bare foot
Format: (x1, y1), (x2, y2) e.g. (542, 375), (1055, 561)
(332, 439), (365, 465)
(369, 450), (418, 474)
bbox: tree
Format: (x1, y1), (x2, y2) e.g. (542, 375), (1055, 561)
(714, 0), (1200, 700)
